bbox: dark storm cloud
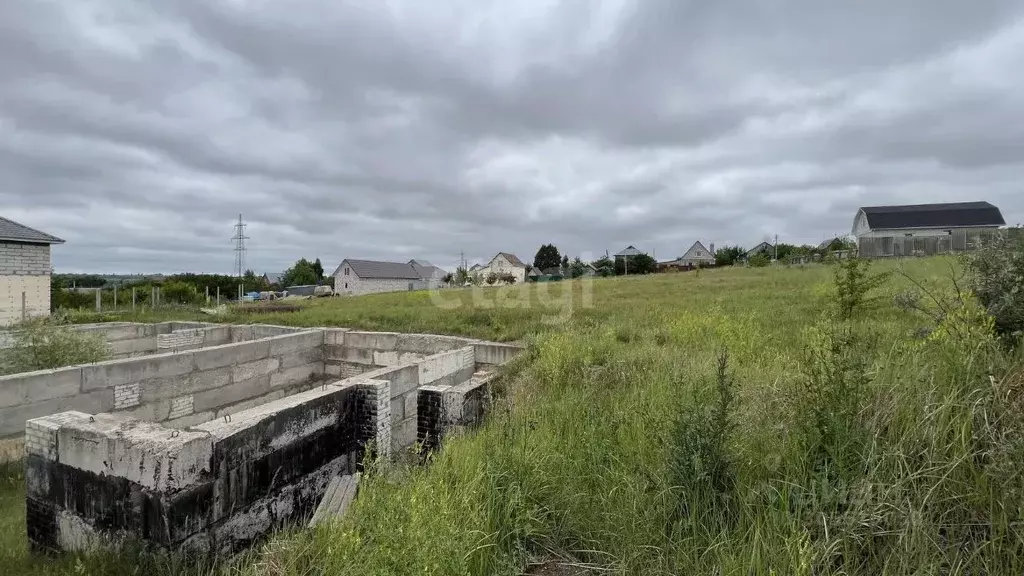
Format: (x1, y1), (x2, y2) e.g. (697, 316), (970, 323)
(2, 0), (1023, 273)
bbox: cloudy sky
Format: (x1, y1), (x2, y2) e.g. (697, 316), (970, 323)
(3, 0), (1023, 274)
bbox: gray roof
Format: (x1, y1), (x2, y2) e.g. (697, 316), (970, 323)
(0, 216), (64, 244)
(858, 201), (1005, 230)
(409, 261), (447, 279)
(342, 259), (423, 280)
(263, 272), (283, 284)
(614, 245), (642, 257)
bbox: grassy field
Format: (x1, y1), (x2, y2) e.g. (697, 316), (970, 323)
(3, 259), (1023, 575)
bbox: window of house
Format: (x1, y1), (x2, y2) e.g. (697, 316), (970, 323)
(344, 283), (348, 289)
(344, 268), (349, 275)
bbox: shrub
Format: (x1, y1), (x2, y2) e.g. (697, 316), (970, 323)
(1, 314), (111, 375)
(498, 272), (517, 284)
(747, 252), (770, 268)
(160, 280), (200, 305)
(965, 228), (1024, 344)
(667, 351), (737, 533)
(831, 257), (890, 320)
(485, 272), (498, 285)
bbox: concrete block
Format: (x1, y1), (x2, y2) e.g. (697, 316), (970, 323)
(110, 338), (158, 356)
(324, 329), (349, 346)
(278, 348), (323, 370)
(339, 347), (375, 365)
(55, 415), (213, 492)
(373, 350), (399, 366)
(230, 325), (255, 342)
(193, 376), (272, 413)
(81, 352), (195, 391)
(322, 345), (346, 360)
(395, 333), (476, 355)
(193, 340), (271, 371)
(325, 364), (342, 377)
(390, 397), (404, 421)
(269, 363), (321, 389)
(0, 367), (82, 409)
(398, 352), (426, 364)
(403, 391), (417, 421)
(214, 389), (287, 419)
(267, 331), (323, 356)
(344, 332), (399, 351)
(165, 410), (216, 429)
(361, 364), (419, 398)
(231, 357), (280, 384)
(0, 391), (112, 438)
(203, 326), (232, 346)
(418, 347), (474, 386)
(138, 366), (232, 403)
(391, 417), (417, 450)
(474, 342), (525, 365)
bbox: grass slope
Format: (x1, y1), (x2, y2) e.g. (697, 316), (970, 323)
(3, 259), (1023, 575)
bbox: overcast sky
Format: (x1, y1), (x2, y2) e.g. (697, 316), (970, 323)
(3, 1), (1023, 274)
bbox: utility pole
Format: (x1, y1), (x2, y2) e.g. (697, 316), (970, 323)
(774, 234), (779, 261)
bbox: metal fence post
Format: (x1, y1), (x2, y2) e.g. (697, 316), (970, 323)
(132, 287), (136, 311)
(21, 291), (26, 322)
(95, 289), (101, 312)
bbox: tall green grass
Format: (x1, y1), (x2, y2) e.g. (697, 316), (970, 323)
(3, 259), (1022, 575)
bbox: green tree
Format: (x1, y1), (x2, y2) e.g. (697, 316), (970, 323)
(533, 244), (562, 271)
(616, 252), (656, 275)
(748, 253), (771, 268)
(242, 269), (268, 293)
(313, 258), (325, 282)
(282, 258), (319, 287)
(714, 246), (745, 266)
(569, 257), (587, 278)
(592, 256), (615, 277)
(455, 266), (470, 285)
(561, 255), (570, 271)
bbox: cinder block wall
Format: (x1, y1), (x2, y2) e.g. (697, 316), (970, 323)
(0, 330), (326, 437)
(24, 377), (390, 556)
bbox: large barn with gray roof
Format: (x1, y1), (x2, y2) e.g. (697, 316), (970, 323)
(332, 258), (448, 295)
(1, 216), (64, 326)
(853, 201), (1005, 258)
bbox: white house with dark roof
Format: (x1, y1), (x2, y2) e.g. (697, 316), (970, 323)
(675, 241), (716, 267)
(1, 216), (64, 326)
(853, 201), (1005, 257)
(333, 258), (449, 295)
(484, 252), (528, 283)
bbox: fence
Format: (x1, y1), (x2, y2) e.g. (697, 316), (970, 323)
(857, 229), (999, 259)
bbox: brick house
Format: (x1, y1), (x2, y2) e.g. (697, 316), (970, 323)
(0, 216), (64, 326)
(333, 259), (448, 296)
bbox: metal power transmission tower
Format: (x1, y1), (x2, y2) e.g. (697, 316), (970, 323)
(232, 214), (250, 278)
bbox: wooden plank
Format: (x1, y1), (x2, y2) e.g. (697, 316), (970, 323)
(308, 474), (344, 528)
(309, 472), (361, 527)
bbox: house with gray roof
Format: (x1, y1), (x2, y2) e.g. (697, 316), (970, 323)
(1, 216), (64, 325)
(332, 258), (449, 295)
(853, 201), (1006, 257)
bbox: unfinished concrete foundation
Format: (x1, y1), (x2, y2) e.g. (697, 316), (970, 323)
(9, 323), (522, 556)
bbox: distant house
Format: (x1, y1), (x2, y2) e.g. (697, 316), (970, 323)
(408, 260), (448, 287)
(743, 242), (774, 261)
(679, 241), (716, 267)
(1, 216), (64, 326)
(614, 245), (643, 260)
(333, 259), (426, 295)
(484, 252), (528, 283)
(853, 201), (1005, 258)
(262, 272), (283, 286)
